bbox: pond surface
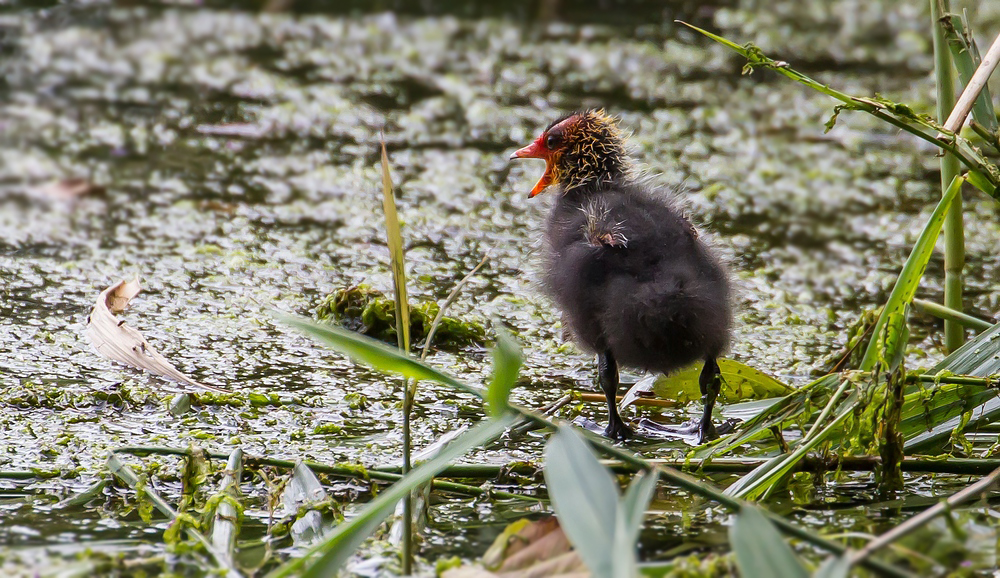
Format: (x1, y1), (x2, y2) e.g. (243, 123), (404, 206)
(2, 0), (1000, 575)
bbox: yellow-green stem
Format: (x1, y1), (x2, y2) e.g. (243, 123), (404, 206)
(932, 0), (965, 352)
(401, 381), (412, 575)
(380, 141), (414, 574)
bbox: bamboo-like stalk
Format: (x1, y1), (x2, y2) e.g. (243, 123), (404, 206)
(912, 298), (993, 331)
(932, 0), (966, 353)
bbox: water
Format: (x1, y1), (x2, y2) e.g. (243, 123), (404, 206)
(2, 0), (999, 574)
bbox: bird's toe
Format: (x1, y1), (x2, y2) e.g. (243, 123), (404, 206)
(604, 421), (634, 441)
(696, 419), (718, 444)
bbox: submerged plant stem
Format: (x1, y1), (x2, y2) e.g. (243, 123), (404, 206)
(110, 447), (536, 502)
(850, 466), (1000, 566)
(373, 456), (1000, 477)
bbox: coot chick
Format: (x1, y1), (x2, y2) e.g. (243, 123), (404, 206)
(510, 110), (732, 442)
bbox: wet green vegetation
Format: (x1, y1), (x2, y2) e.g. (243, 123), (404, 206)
(315, 285), (486, 350)
(2, 0), (1000, 576)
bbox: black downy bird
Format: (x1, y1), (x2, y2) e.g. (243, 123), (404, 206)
(510, 110), (732, 442)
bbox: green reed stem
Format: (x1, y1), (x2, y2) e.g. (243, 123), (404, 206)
(379, 140), (414, 573)
(912, 298), (992, 331)
(932, 0), (966, 353)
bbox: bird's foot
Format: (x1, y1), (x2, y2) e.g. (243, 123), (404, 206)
(697, 418), (718, 444)
(604, 419), (634, 441)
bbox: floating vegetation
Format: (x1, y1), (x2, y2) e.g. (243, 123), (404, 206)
(315, 284), (487, 350)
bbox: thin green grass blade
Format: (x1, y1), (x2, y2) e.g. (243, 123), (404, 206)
(380, 140), (413, 573)
(267, 415), (517, 578)
(275, 312), (485, 399)
(912, 298), (992, 332)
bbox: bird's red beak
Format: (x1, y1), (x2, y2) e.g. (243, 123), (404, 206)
(510, 141), (553, 198)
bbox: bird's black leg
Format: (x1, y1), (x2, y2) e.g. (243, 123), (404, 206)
(697, 356), (721, 443)
(598, 350), (632, 440)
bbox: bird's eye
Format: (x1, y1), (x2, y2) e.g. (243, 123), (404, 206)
(545, 133), (560, 149)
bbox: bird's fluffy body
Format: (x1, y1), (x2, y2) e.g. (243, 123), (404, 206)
(510, 109), (732, 440)
(543, 180), (731, 375)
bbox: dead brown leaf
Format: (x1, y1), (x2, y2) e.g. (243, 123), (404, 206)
(443, 517), (587, 578)
(85, 277), (229, 393)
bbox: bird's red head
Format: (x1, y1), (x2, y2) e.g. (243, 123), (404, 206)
(510, 109), (628, 197)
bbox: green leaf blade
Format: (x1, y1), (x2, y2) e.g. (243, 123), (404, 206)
(904, 320), (1000, 452)
(380, 141), (410, 353)
(860, 174), (964, 371)
(544, 426), (620, 578)
(619, 470), (658, 548)
(275, 313), (486, 400)
(730, 506), (808, 578)
(651, 358), (792, 405)
(486, 327), (523, 417)
(815, 554), (852, 578)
